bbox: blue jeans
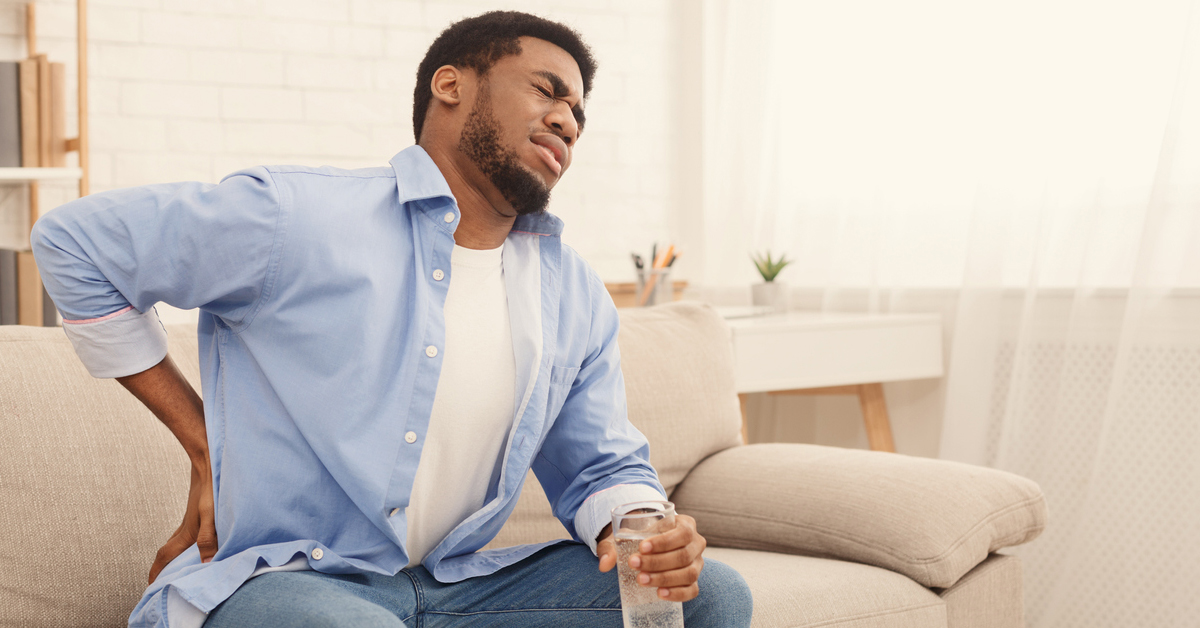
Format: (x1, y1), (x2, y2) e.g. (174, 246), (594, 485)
(204, 543), (752, 627)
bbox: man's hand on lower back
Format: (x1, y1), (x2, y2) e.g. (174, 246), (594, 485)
(115, 355), (218, 584)
(148, 456), (217, 584)
(596, 514), (707, 602)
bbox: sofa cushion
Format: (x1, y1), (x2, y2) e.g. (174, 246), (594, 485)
(615, 302), (744, 495)
(672, 443), (1047, 589)
(484, 471), (569, 550)
(0, 324), (200, 627)
(704, 547), (947, 628)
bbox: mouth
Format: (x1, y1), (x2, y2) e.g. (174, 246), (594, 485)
(530, 134), (566, 177)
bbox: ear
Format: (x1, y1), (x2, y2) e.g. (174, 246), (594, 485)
(430, 65), (465, 106)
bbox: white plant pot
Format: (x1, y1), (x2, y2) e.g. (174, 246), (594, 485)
(751, 281), (788, 313)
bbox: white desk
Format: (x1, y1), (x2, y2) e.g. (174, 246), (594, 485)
(721, 309), (944, 452)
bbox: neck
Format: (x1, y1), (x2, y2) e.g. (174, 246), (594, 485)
(420, 140), (515, 250)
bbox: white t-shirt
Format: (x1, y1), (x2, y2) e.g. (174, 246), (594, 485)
(405, 242), (516, 568)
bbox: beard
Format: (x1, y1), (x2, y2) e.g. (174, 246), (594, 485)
(458, 85), (552, 216)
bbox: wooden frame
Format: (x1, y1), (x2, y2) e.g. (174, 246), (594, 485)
(3, 1), (89, 326)
(17, 1), (89, 230)
(739, 383), (897, 453)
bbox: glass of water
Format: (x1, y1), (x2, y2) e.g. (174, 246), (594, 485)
(611, 501), (686, 628)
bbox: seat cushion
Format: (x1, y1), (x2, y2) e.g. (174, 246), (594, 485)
(704, 547), (947, 628)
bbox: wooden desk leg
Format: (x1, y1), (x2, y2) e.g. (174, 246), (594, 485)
(857, 383), (895, 453)
(738, 393), (749, 445)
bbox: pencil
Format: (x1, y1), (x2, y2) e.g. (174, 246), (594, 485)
(638, 244), (675, 306)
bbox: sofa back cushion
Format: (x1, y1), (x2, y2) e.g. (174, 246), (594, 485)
(614, 302), (744, 494)
(0, 323), (199, 628)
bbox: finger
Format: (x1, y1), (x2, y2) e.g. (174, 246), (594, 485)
(597, 539), (617, 573)
(655, 582), (701, 603)
(631, 545), (697, 573)
(639, 518), (696, 555)
(149, 534), (190, 584)
(196, 483), (218, 563)
(196, 525), (218, 564)
(637, 557), (705, 590)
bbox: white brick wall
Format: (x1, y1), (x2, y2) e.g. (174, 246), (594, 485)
(0, 0), (684, 287)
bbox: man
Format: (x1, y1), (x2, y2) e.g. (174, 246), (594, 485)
(33, 11), (752, 628)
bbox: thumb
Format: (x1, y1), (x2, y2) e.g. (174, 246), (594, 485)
(597, 537), (617, 573)
(196, 482), (218, 564)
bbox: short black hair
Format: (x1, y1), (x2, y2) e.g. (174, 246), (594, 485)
(412, 11), (597, 142)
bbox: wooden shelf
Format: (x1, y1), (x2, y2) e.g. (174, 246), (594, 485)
(605, 281), (689, 308)
(0, 167), (83, 182)
(7, 2), (88, 327)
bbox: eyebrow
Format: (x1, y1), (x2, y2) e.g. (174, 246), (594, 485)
(534, 70), (586, 130)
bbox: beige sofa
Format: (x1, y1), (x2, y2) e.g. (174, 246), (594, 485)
(0, 302), (1046, 627)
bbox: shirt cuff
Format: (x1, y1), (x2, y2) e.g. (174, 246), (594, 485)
(575, 483), (668, 555)
(61, 306), (170, 379)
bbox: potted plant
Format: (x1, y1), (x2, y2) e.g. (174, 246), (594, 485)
(751, 251), (790, 313)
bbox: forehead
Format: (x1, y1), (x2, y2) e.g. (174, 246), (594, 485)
(493, 36), (585, 98)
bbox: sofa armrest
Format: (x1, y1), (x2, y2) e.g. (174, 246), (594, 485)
(670, 443), (1046, 589)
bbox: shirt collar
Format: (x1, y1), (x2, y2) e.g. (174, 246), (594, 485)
(511, 211), (563, 237)
(388, 145), (564, 238)
(390, 145), (456, 206)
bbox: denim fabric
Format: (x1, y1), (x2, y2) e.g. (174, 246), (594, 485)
(203, 544), (752, 628)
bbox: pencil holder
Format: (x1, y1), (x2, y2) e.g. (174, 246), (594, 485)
(636, 268), (673, 307)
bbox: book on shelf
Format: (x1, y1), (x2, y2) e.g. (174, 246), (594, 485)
(43, 281), (57, 326)
(36, 55), (50, 168)
(0, 62), (19, 168)
(49, 62), (66, 166)
(6, 55), (68, 169)
(16, 251), (41, 325)
(0, 249), (16, 325)
(14, 250), (57, 327)
(18, 57), (38, 167)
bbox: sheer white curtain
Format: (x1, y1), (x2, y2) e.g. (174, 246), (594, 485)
(695, 0), (1200, 625)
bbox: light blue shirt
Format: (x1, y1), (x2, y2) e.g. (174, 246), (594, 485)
(32, 146), (667, 628)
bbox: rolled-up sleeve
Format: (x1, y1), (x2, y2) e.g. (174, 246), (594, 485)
(575, 483), (668, 554)
(31, 167), (284, 379)
(532, 271), (667, 555)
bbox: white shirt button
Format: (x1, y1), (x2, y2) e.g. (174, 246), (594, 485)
(443, 212), (455, 223)
(390, 507), (400, 517)
(405, 431), (417, 444)
(311, 548), (324, 560)
(425, 345), (438, 358)
(432, 269), (445, 281)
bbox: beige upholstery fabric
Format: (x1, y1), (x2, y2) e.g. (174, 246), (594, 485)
(612, 303), (744, 494)
(484, 471), (569, 550)
(671, 443), (1047, 589)
(0, 324), (198, 628)
(937, 554), (1024, 628)
(704, 547), (948, 628)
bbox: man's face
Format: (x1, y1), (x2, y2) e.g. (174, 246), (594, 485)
(457, 37), (585, 215)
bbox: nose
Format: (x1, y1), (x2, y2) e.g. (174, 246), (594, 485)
(545, 102), (578, 146)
